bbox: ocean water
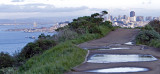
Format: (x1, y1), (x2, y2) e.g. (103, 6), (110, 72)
(0, 24), (54, 55)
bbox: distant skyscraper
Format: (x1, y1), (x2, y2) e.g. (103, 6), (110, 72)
(110, 15), (113, 21)
(118, 15), (122, 20)
(123, 15), (127, 19)
(108, 14), (113, 21)
(136, 16), (144, 21)
(130, 11), (135, 17)
(146, 16), (152, 21)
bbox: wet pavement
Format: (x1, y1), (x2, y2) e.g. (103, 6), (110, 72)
(65, 29), (160, 74)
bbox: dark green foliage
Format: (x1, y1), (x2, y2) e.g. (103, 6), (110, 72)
(0, 52), (15, 69)
(149, 39), (160, 48)
(136, 20), (160, 48)
(0, 70), (3, 74)
(141, 25), (154, 31)
(17, 39), (56, 62)
(38, 33), (51, 39)
(101, 11), (108, 15)
(136, 30), (160, 44)
(18, 42), (87, 74)
(148, 20), (160, 33)
(91, 13), (100, 18)
(68, 11), (112, 35)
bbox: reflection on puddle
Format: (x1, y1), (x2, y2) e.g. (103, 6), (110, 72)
(99, 47), (130, 50)
(86, 67), (149, 73)
(125, 42), (134, 45)
(87, 54), (157, 63)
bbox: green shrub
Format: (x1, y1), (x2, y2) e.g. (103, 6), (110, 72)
(148, 20), (160, 33)
(136, 30), (160, 44)
(67, 11), (112, 35)
(17, 39), (56, 62)
(0, 52), (15, 69)
(142, 25), (154, 31)
(0, 67), (16, 74)
(149, 39), (160, 48)
(18, 42), (87, 74)
(0, 70), (3, 74)
(53, 28), (79, 42)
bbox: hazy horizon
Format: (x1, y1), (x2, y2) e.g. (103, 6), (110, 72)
(0, 0), (160, 19)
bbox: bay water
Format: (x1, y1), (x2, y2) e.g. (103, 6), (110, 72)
(0, 24), (54, 55)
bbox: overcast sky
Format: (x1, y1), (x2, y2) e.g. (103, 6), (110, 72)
(0, 0), (160, 19)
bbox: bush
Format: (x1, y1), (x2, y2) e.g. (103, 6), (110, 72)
(0, 67), (16, 74)
(0, 70), (3, 74)
(142, 25), (154, 31)
(136, 30), (160, 44)
(53, 28), (79, 42)
(17, 39), (56, 62)
(149, 39), (160, 48)
(0, 52), (15, 69)
(148, 20), (160, 33)
(18, 42), (87, 74)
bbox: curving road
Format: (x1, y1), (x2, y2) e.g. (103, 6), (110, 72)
(65, 28), (160, 74)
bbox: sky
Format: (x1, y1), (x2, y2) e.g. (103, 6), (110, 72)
(0, 0), (160, 19)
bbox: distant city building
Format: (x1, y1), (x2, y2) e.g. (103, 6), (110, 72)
(113, 17), (117, 21)
(130, 16), (136, 22)
(153, 17), (159, 20)
(130, 11), (135, 17)
(110, 15), (113, 21)
(118, 15), (122, 20)
(108, 14), (113, 21)
(136, 16), (144, 21)
(146, 16), (152, 21)
(123, 15), (127, 20)
(110, 11), (149, 28)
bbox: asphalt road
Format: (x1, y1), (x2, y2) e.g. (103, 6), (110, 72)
(65, 28), (160, 74)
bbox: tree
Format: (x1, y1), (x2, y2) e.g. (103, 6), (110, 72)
(100, 11), (108, 18)
(101, 11), (108, 15)
(0, 52), (15, 69)
(91, 13), (100, 18)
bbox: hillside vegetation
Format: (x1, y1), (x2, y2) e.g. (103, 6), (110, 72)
(136, 20), (160, 48)
(0, 11), (115, 74)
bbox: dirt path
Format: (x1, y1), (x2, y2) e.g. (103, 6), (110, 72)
(65, 28), (160, 74)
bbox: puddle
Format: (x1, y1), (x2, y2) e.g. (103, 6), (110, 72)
(86, 67), (149, 73)
(125, 42), (134, 45)
(99, 47), (130, 50)
(87, 54), (157, 63)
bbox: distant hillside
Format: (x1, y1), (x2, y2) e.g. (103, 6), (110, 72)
(0, 16), (77, 25)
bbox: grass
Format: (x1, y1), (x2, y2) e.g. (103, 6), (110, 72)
(16, 25), (115, 74)
(18, 42), (87, 74)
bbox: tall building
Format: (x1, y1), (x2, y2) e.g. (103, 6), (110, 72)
(123, 15), (127, 20)
(118, 15), (122, 20)
(130, 16), (136, 22)
(130, 11), (135, 17)
(146, 16), (152, 21)
(108, 14), (113, 21)
(136, 16), (144, 21)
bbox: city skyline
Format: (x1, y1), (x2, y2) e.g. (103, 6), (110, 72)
(108, 11), (156, 28)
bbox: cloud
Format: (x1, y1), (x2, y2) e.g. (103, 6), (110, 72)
(0, 3), (89, 12)
(11, 0), (24, 2)
(142, 0), (152, 4)
(0, 3), (94, 19)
